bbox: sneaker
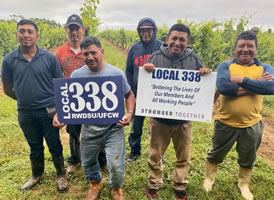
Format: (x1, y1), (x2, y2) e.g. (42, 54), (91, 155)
(175, 190), (187, 200)
(145, 188), (158, 199)
(57, 175), (68, 193)
(111, 188), (125, 200)
(127, 152), (140, 162)
(66, 163), (80, 174)
(20, 176), (42, 191)
(87, 180), (103, 200)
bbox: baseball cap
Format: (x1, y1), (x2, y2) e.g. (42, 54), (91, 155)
(138, 20), (154, 29)
(66, 14), (83, 27)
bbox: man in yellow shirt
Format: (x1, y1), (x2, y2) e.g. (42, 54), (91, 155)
(203, 30), (274, 200)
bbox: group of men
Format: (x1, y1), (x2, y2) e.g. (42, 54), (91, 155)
(1, 13), (273, 200)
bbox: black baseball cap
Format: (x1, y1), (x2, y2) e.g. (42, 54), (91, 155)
(66, 14), (83, 27)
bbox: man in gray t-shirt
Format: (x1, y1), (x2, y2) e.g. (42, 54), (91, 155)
(53, 36), (135, 200)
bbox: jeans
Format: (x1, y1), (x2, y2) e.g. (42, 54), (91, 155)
(66, 124), (107, 167)
(18, 109), (63, 159)
(128, 115), (145, 154)
(80, 125), (125, 189)
(66, 124), (81, 165)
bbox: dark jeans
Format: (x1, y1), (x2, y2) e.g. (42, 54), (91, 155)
(66, 124), (81, 165)
(66, 124), (107, 167)
(18, 109), (63, 159)
(128, 115), (145, 154)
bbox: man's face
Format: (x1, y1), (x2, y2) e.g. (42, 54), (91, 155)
(166, 31), (190, 56)
(139, 26), (154, 43)
(66, 24), (84, 44)
(82, 44), (104, 72)
(16, 24), (39, 48)
(235, 39), (257, 65)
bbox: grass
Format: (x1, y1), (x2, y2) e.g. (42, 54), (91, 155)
(0, 41), (273, 199)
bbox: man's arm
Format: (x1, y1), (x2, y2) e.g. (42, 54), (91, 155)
(118, 90), (136, 127)
(2, 83), (16, 100)
(125, 48), (134, 87)
(235, 64), (274, 95)
(216, 62), (241, 97)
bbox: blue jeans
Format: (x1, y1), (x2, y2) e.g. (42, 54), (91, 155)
(128, 115), (145, 154)
(18, 109), (63, 158)
(80, 125), (125, 189)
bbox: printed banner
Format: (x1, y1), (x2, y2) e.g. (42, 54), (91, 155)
(135, 68), (217, 122)
(54, 76), (124, 124)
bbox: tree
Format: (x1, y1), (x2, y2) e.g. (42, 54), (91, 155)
(80, 0), (101, 35)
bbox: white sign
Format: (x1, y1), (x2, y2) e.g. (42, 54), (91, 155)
(135, 67), (217, 122)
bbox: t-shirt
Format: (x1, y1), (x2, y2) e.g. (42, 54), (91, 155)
(1, 46), (63, 110)
(55, 42), (85, 78)
(71, 63), (131, 137)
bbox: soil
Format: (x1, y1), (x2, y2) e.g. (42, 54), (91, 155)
(258, 116), (274, 166)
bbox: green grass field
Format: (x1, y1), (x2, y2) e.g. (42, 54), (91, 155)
(0, 40), (273, 199)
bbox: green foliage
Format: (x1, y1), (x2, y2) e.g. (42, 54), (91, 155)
(100, 16), (274, 71)
(0, 18), (66, 61)
(157, 24), (169, 42)
(80, 0), (101, 35)
(0, 21), (17, 57)
(98, 29), (138, 50)
(37, 23), (66, 50)
(30, 17), (63, 29)
(257, 31), (274, 65)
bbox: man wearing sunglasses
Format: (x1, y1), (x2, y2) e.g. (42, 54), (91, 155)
(125, 17), (162, 162)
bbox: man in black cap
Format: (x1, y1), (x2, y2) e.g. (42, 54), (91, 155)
(125, 17), (162, 161)
(56, 14), (107, 174)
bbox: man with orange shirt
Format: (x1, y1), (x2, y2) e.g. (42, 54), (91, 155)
(56, 14), (106, 174)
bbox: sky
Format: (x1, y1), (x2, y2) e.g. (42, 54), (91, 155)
(0, 0), (273, 31)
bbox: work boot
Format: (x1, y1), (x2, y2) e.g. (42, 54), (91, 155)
(66, 163), (80, 174)
(21, 155), (44, 191)
(52, 156), (68, 192)
(203, 160), (218, 192)
(86, 180), (103, 200)
(127, 151), (140, 162)
(111, 188), (125, 200)
(238, 167), (253, 200)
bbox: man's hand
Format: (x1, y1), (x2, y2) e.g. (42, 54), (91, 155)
(143, 63), (155, 72)
(199, 68), (212, 76)
(52, 113), (65, 129)
(257, 72), (273, 81)
(117, 112), (133, 127)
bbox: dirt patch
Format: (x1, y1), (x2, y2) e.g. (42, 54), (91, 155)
(258, 117), (274, 166)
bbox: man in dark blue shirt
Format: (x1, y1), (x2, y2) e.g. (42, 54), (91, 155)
(1, 19), (67, 192)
